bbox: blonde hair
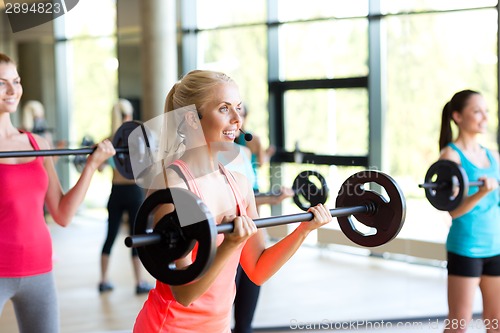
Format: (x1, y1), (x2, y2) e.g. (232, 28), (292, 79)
(111, 98), (134, 133)
(165, 70), (234, 113)
(22, 100), (45, 130)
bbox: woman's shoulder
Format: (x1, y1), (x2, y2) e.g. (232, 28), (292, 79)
(30, 132), (51, 150)
(231, 168), (250, 184)
(485, 147), (500, 165)
(439, 146), (461, 164)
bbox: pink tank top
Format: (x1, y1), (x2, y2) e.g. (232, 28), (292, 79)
(133, 160), (248, 333)
(0, 131), (51, 277)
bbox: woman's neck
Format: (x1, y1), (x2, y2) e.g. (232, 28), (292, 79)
(181, 147), (218, 177)
(454, 135), (481, 152)
(0, 113), (19, 138)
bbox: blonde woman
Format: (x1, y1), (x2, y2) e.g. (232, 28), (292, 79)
(98, 99), (153, 295)
(133, 70), (332, 332)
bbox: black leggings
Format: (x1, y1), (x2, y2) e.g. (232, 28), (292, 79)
(101, 184), (144, 257)
(233, 265), (261, 333)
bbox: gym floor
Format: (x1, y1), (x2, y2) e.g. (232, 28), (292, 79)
(0, 208), (486, 333)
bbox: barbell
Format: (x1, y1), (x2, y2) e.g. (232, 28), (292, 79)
(255, 170), (329, 211)
(124, 170), (406, 285)
(419, 159), (498, 211)
(0, 121), (142, 180)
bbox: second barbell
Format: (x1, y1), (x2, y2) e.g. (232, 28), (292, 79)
(419, 159), (500, 211)
(0, 121), (142, 180)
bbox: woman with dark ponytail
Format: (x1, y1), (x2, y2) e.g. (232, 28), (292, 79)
(438, 89), (500, 332)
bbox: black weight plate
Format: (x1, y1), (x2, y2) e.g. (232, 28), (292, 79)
(133, 187), (218, 285)
(292, 170), (329, 211)
(336, 171), (406, 247)
(112, 121), (141, 180)
(72, 136), (94, 173)
(73, 155), (86, 173)
(423, 160), (467, 211)
(81, 135), (95, 147)
(127, 122), (155, 186)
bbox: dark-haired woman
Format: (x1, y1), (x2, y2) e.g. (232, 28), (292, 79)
(438, 89), (500, 332)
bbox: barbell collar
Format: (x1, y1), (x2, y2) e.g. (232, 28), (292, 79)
(0, 146), (129, 158)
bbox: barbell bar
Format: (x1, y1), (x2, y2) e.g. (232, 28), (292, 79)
(124, 170), (406, 285)
(126, 203), (373, 249)
(0, 121), (143, 179)
(420, 180), (486, 189)
(419, 159), (498, 211)
(0, 146), (129, 158)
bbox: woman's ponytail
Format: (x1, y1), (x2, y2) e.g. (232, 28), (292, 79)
(438, 90), (480, 151)
(439, 101), (453, 151)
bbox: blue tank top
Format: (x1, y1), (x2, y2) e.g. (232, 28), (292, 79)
(446, 143), (500, 257)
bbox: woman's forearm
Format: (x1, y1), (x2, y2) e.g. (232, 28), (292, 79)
(249, 224), (311, 285)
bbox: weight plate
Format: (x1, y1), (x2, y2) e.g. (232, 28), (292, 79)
(336, 171), (406, 247)
(423, 160), (467, 211)
(112, 121), (141, 179)
(292, 170), (329, 211)
(72, 136), (95, 173)
(133, 187), (217, 285)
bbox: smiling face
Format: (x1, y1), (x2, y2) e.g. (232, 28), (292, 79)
(0, 62), (22, 115)
(453, 93), (488, 134)
(198, 82), (243, 144)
